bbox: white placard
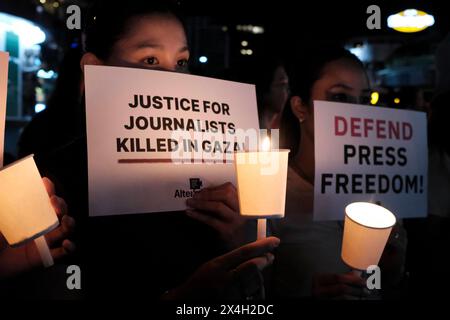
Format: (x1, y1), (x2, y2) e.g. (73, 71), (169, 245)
(0, 51), (9, 167)
(84, 65), (259, 216)
(314, 100), (427, 220)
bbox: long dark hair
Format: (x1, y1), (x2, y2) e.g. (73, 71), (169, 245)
(429, 90), (450, 156)
(215, 55), (286, 130)
(280, 46), (365, 158)
(84, 0), (185, 60)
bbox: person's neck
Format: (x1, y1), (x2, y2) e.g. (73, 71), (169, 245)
(292, 139), (315, 185)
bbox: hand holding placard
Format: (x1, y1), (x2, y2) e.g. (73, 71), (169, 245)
(85, 66), (259, 216)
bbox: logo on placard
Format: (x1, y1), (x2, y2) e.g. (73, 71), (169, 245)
(189, 178), (203, 191)
(174, 178), (203, 198)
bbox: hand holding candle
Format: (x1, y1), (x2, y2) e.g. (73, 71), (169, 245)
(257, 219), (267, 240)
(341, 202), (397, 271)
(185, 182), (247, 249)
(234, 136), (290, 240)
(0, 156), (74, 271)
(0, 179), (75, 278)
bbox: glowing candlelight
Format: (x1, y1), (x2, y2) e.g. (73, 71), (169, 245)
(341, 202), (397, 271)
(261, 136), (271, 151)
(234, 134), (289, 240)
(0, 155), (59, 267)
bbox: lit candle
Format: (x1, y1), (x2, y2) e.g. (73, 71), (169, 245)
(257, 218), (267, 240)
(234, 136), (289, 240)
(261, 135), (271, 151)
(341, 202), (396, 271)
(257, 137), (270, 239)
(0, 155), (59, 267)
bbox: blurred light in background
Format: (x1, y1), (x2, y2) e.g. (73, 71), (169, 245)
(370, 91), (379, 105)
(34, 103), (46, 113)
(240, 49), (253, 56)
(241, 40), (248, 47)
(387, 9), (435, 33)
(348, 42), (371, 62)
(394, 97), (400, 104)
(198, 56), (208, 63)
(0, 13), (46, 47)
(236, 25), (264, 34)
(37, 69), (57, 79)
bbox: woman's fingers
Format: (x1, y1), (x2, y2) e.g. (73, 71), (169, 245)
(185, 182), (245, 248)
(231, 261), (267, 298)
(186, 199), (236, 223)
(336, 272), (366, 287)
(185, 209), (225, 232)
(204, 182), (236, 192)
(50, 195), (68, 219)
(214, 237), (280, 270)
(192, 183), (239, 212)
(50, 240), (76, 261)
(313, 272), (369, 299)
(45, 215), (75, 247)
(315, 272), (365, 287)
(235, 253), (275, 272)
(42, 177), (56, 197)
(44, 177), (69, 220)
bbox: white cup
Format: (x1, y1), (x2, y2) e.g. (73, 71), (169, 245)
(234, 149), (290, 218)
(341, 202), (396, 270)
(0, 155), (58, 246)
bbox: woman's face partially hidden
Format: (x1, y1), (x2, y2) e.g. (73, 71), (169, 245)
(300, 58), (370, 144)
(105, 14), (190, 72)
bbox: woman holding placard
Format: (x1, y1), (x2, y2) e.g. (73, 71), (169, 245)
(190, 47), (408, 299)
(17, 0), (275, 300)
(270, 46), (408, 299)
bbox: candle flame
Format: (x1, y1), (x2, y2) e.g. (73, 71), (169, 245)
(261, 136), (271, 151)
